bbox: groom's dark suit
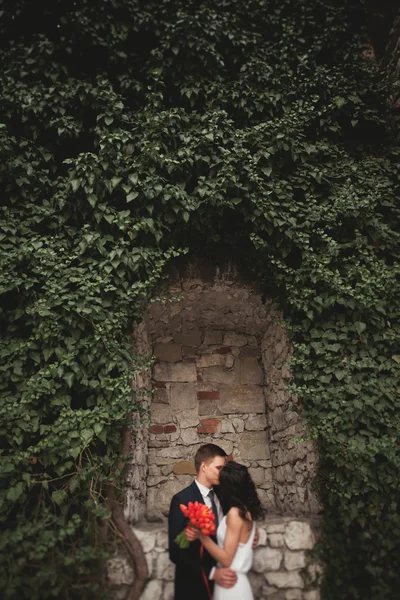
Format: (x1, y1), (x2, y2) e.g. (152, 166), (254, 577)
(168, 481), (217, 600)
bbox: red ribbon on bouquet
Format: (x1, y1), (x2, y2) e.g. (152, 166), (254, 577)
(200, 544), (213, 600)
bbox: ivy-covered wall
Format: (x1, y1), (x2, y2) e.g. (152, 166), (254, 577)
(0, 1), (399, 599)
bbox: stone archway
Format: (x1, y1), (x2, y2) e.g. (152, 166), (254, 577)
(109, 262), (321, 600)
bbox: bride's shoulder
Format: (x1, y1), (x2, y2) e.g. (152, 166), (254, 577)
(226, 506), (243, 523)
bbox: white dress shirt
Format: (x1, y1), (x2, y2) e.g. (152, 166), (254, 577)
(194, 479), (224, 524)
(194, 479), (224, 580)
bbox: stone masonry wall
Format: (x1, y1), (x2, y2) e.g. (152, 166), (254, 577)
(141, 270), (319, 519)
(107, 517), (320, 600)
(263, 324), (320, 515)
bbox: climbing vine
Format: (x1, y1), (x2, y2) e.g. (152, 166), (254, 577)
(0, 1), (399, 598)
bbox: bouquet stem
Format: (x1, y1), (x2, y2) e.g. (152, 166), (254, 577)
(174, 529), (191, 549)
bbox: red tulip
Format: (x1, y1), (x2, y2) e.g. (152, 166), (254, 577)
(174, 501), (216, 548)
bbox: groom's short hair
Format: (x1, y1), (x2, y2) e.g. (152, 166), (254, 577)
(194, 443), (227, 473)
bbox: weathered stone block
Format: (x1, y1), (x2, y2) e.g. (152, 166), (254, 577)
(284, 550), (306, 571)
(154, 362), (197, 382)
(178, 409), (200, 428)
(225, 355), (234, 368)
(176, 475), (193, 488)
(253, 546), (282, 572)
(221, 420), (234, 433)
(154, 388), (169, 403)
(173, 461), (196, 475)
(153, 479), (189, 517)
(163, 582), (174, 600)
(265, 570), (304, 589)
(168, 383), (197, 410)
(284, 521), (315, 550)
(215, 346), (232, 354)
(286, 590), (303, 600)
(156, 530), (169, 549)
(247, 573), (266, 597)
(268, 533), (284, 547)
(245, 414), (267, 431)
(303, 591), (320, 600)
(204, 331), (223, 345)
(131, 527), (156, 553)
(106, 557), (134, 586)
(223, 332), (248, 346)
(260, 480), (274, 490)
(269, 407), (287, 432)
(161, 464), (174, 476)
(240, 431), (270, 460)
(182, 345), (197, 358)
(275, 464), (295, 484)
(261, 585), (282, 597)
(156, 551), (174, 580)
(257, 527), (267, 546)
(147, 475), (168, 487)
(197, 354), (227, 368)
(232, 417), (245, 432)
(157, 447), (184, 459)
(174, 330), (202, 345)
(258, 456), (273, 470)
(180, 428), (199, 445)
(156, 335), (174, 344)
(151, 403), (173, 424)
(248, 467), (265, 486)
(202, 366), (234, 385)
(240, 346), (261, 358)
(234, 358), (263, 385)
(141, 580), (163, 600)
(153, 381), (166, 389)
(216, 438), (234, 455)
(154, 456), (177, 466)
(218, 385), (265, 414)
(148, 464), (161, 477)
(154, 343), (182, 363)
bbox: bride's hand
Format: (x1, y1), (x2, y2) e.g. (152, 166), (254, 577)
(185, 526), (201, 542)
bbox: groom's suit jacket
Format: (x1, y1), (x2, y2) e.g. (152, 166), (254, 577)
(168, 481), (217, 600)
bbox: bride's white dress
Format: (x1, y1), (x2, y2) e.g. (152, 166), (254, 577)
(213, 515), (255, 600)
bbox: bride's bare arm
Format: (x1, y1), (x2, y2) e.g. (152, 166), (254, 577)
(200, 508), (243, 568)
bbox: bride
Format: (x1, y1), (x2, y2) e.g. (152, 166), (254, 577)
(186, 461), (264, 600)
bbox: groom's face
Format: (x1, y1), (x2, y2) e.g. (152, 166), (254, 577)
(202, 455), (226, 487)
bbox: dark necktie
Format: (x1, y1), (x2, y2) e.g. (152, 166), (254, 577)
(208, 489), (219, 528)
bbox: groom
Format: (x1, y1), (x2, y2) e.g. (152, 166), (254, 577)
(168, 443), (237, 600)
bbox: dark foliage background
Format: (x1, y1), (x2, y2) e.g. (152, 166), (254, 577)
(0, 1), (399, 598)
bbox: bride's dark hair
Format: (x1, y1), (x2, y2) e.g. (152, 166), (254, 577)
(217, 461), (265, 521)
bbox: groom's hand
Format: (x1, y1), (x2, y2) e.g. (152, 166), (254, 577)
(213, 567), (237, 588)
(252, 527), (260, 549)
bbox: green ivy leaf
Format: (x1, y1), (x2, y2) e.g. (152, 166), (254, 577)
(52, 490), (68, 505)
(6, 482), (25, 502)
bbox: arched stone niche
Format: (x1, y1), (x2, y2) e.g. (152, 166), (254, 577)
(116, 263), (321, 600)
(124, 263), (320, 521)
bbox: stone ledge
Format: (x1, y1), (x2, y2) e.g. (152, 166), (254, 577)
(107, 517), (321, 599)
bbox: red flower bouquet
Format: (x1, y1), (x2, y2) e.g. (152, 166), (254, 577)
(175, 501), (216, 548)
